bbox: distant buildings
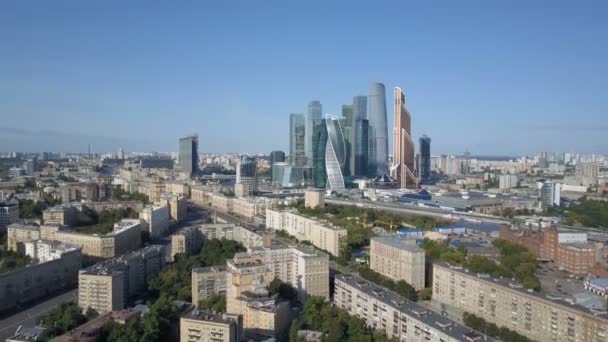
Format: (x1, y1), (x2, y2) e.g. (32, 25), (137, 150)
(178, 134), (199, 177)
(390, 87), (417, 189)
(433, 263), (608, 342)
(325, 117), (347, 190)
(305, 101), (323, 167)
(139, 204), (170, 238)
(42, 204), (79, 226)
(269, 150), (285, 180)
(0, 199), (18, 233)
(418, 135), (431, 182)
(540, 180), (561, 208)
(367, 82), (389, 177)
(170, 226), (203, 261)
(575, 162), (599, 187)
(499, 174), (518, 190)
(369, 236), (425, 290)
(304, 189), (324, 209)
(352, 96), (369, 177)
(334, 273), (491, 342)
(290, 113), (307, 167)
(180, 309), (242, 342)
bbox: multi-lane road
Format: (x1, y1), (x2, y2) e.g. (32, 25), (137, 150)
(0, 289), (78, 341)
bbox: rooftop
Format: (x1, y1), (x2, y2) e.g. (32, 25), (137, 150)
(182, 308), (240, 324)
(435, 262), (608, 319)
(192, 265), (226, 273)
(335, 273), (493, 341)
(371, 235), (422, 252)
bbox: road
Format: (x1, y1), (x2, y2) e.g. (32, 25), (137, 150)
(0, 289), (77, 341)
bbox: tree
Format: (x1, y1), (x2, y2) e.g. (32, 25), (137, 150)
(199, 294), (226, 312)
(37, 302), (88, 342)
(419, 288), (432, 300)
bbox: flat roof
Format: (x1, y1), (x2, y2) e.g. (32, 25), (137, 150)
(182, 308), (239, 324)
(335, 273), (493, 341)
(435, 262), (608, 319)
(371, 235), (422, 252)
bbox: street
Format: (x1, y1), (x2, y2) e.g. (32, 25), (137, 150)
(0, 289), (78, 341)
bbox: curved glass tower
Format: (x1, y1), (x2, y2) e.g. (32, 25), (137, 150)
(367, 82), (388, 177)
(325, 116), (346, 190)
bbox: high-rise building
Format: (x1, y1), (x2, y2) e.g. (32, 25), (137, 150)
(540, 181), (561, 208)
(305, 101), (322, 166)
(419, 135), (431, 182)
(575, 162), (599, 186)
(341, 104), (353, 176)
(367, 82), (389, 177)
(236, 157), (258, 196)
(269, 150), (285, 182)
(351, 96), (368, 177)
(369, 236), (425, 290)
(0, 199), (18, 233)
(289, 114), (306, 167)
(390, 87), (417, 189)
(178, 135), (199, 177)
(312, 119), (328, 189)
(325, 117), (347, 190)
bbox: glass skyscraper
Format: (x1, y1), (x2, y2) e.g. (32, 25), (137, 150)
(312, 117), (347, 190)
(367, 82), (388, 177)
(178, 134), (199, 177)
(269, 150), (286, 180)
(391, 87), (418, 189)
(351, 95), (368, 177)
(237, 156), (258, 195)
(419, 135), (431, 182)
(290, 113), (306, 167)
(305, 101), (322, 166)
(312, 119), (328, 189)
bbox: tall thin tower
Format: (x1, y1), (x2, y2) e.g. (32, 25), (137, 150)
(390, 87), (418, 189)
(367, 82), (388, 177)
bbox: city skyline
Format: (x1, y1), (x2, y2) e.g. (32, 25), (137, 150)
(1, 2), (607, 155)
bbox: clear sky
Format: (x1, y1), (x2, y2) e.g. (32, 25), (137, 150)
(1, 0), (607, 156)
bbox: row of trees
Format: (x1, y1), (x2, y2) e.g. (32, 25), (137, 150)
(288, 297), (394, 342)
(0, 250), (31, 273)
(549, 198), (608, 228)
(73, 207), (139, 235)
(37, 303), (98, 341)
(18, 197), (60, 219)
(148, 238), (245, 301)
(111, 186), (149, 204)
(463, 312), (533, 342)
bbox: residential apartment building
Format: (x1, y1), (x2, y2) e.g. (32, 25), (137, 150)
(500, 225), (598, 274)
(226, 253), (273, 317)
(42, 204), (79, 226)
(334, 274), (491, 342)
(180, 309), (242, 342)
(370, 236), (425, 290)
(265, 209), (347, 256)
(0, 245), (82, 314)
(210, 193), (233, 213)
(198, 223), (271, 249)
(78, 245), (165, 314)
(139, 204), (170, 237)
(304, 189), (324, 209)
(170, 226), (203, 261)
(432, 263), (608, 342)
(8, 219), (142, 258)
(24, 240), (80, 263)
(231, 197), (266, 221)
(159, 192), (187, 222)
(192, 266), (227, 305)
(0, 199), (18, 233)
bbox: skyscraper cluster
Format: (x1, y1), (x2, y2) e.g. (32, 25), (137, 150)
(284, 82), (430, 190)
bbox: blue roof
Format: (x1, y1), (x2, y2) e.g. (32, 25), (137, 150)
(436, 226), (465, 230)
(590, 278), (608, 288)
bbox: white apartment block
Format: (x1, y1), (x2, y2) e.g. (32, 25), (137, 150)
(334, 274), (492, 342)
(432, 263), (608, 342)
(140, 204), (170, 237)
(265, 209), (347, 257)
(24, 240), (81, 263)
(370, 236), (425, 290)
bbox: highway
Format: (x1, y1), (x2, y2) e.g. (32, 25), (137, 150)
(0, 289), (77, 341)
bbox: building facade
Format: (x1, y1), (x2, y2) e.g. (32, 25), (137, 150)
(390, 87), (418, 189)
(192, 266), (227, 305)
(370, 236), (425, 290)
(290, 113), (307, 167)
(236, 157), (258, 196)
(139, 204), (170, 238)
(0, 200), (18, 233)
(418, 135), (431, 182)
(180, 309), (242, 342)
(432, 263), (608, 342)
(367, 82), (389, 177)
(305, 101), (322, 167)
(178, 134), (199, 177)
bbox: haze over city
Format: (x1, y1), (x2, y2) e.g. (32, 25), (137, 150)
(1, 1), (607, 155)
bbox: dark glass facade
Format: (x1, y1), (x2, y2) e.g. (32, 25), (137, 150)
(178, 135), (199, 177)
(419, 135), (431, 181)
(312, 119), (328, 189)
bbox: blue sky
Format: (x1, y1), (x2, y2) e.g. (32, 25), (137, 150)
(0, 1), (607, 155)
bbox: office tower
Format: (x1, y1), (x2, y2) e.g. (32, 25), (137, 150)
(341, 104), (353, 176)
(236, 157), (258, 196)
(351, 96), (368, 177)
(367, 82), (388, 177)
(325, 117), (347, 190)
(418, 135), (431, 182)
(539, 181), (561, 208)
(269, 150), (285, 181)
(178, 134), (199, 177)
(312, 119), (328, 189)
(305, 101), (322, 166)
(390, 87), (418, 189)
(289, 113), (306, 167)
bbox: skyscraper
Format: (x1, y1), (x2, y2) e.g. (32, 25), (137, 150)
(312, 119), (328, 189)
(367, 82), (388, 177)
(306, 101), (322, 166)
(419, 135), (431, 182)
(341, 104), (354, 176)
(269, 151), (286, 181)
(236, 157), (258, 195)
(390, 87), (418, 189)
(351, 95), (368, 177)
(178, 134), (199, 177)
(289, 113), (306, 167)
(325, 117), (347, 190)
